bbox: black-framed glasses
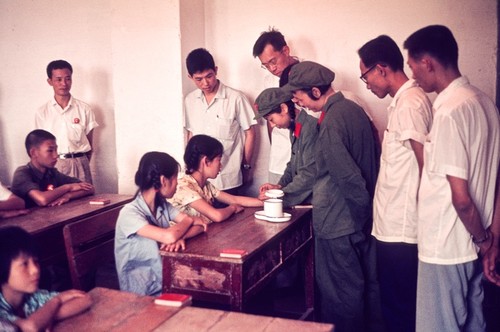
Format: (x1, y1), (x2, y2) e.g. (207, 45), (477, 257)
(359, 64), (378, 83)
(260, 50), (285, 70)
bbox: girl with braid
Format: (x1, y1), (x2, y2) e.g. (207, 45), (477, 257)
(114, 151), (207, 296)
(169, 135), (263, 223)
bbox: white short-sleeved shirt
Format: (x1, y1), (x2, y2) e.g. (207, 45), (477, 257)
(0, 182), (12, 201)
(184, 81), (257, 190)
(372, 80), (433, 243)
(418, 76), (500, 265)
(35, 96), (99, 154)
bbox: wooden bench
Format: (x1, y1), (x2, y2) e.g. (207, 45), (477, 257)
(63, 205), (123, 291)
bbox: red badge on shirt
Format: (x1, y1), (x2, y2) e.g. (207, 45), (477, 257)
(73, 118), (80, 124)
(294, 122), (302, 138)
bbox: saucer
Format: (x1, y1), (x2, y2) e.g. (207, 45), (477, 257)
(254, 210), (291, 223)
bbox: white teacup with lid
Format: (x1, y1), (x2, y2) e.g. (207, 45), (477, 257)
(264, 198), (283, 218)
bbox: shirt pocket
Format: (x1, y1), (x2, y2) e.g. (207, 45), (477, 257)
(381, 130), (401, 164)
(68, 123), (86, 144)
(215, 116), (238, 141)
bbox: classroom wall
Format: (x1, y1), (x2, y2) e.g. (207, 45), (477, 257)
(0, 0), (497, 195)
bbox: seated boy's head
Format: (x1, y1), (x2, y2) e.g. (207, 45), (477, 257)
(0, 226), (40, 294)
(25, 129), (58, 169)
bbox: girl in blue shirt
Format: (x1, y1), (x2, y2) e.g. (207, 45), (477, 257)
(114, 151), (206, 296)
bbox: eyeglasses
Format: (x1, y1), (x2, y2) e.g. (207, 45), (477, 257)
(260, 50), (285, 70)
(359, 64), (378, 84)
(261, 57), (279, 70)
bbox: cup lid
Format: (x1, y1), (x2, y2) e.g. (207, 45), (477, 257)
(265, 189), (284, 198)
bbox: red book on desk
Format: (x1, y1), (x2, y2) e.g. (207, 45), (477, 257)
(154, 293), (192, 307)
(220, 248), (248, 258)
(89, 198), (111, 205)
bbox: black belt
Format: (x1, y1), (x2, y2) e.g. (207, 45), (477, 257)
(59, 152), (86, 159)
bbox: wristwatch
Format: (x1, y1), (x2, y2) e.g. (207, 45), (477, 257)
(242, 163), (252, 170)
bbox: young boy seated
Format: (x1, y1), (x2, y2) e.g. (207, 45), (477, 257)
(0, 182), (29, 219)
(0, 226), (92, 331)
(11, 130), (94, 208)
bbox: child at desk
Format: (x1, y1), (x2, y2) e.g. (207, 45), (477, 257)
(0, 226), (92, 331)
(11, 129), (94, 208)
(114, 152), (207, 296)
(169, 134), (263, 223)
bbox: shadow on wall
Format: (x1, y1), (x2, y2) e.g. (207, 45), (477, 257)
(87, 69), (118, 194)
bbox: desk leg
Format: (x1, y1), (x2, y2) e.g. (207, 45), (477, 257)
(229, 265), (244, 312)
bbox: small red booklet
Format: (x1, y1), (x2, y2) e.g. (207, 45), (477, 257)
(154, 293), (192, 307)
(89, 198), (111, 205)
(219, 248), (248, 258)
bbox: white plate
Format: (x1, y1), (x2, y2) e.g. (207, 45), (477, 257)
(254, 210), (291, 223)
(265, 189), (284, 198)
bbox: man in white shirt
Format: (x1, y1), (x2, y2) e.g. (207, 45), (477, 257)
(358, 35), (433, 332)
(404, 25), (500, 332)
(35, 60), (98, 184)
(253, 29), (299, 183)
(184, 48), (256, 194)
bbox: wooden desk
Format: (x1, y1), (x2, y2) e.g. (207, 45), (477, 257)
(0, 194), (133, 265)
(53, 287), (181, 332)
(54, 288), (334, 332)
(160, 207), (314, 317)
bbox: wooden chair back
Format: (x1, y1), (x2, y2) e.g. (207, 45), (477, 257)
(63, 206), (123, 291)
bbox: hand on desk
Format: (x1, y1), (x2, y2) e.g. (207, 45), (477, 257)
(0, 209), (30, 219)
(161, 239), (186, 252)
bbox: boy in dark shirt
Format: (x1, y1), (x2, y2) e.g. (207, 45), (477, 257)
(11, 129), (94, 208)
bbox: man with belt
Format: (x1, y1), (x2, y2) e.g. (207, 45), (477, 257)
(35, 60), (98, 184)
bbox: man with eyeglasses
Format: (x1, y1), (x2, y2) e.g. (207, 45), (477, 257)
(252, 28), (299, 185)
(358, 35), (432, 332)
(282, 61), (384, 332)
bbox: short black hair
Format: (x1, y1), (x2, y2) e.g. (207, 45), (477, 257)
(135, 152), (180, 191)
(404, 25), (459, 70)
(25, 129), (56, 157)
(0, 226), (38, 285)
(252, 28), (287, 58)
(46, 60), (73, 78)
(186, 48), (216, 76)
(358, 35), (404, 72)
(184, 135), (224, 175)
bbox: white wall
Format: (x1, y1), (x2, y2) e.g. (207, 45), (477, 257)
(204, 0), (497, 195)
(0, 0), (497, 195)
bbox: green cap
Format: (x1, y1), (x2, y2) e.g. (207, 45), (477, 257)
(254, 87), (293, 119)
(282, 61), (335, 91)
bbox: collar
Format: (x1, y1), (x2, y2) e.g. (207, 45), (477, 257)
(434, 76), (469, 110)
(135, 191), (167, 225)
(50, 95), (74, 111)
(27, 162), (54, 181)
(389, 79), (419, 109)
(195, 80), (226, 100)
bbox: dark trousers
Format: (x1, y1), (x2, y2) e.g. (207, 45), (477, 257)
(315, 232), (385, 332)
(376, 240), (418, 332)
